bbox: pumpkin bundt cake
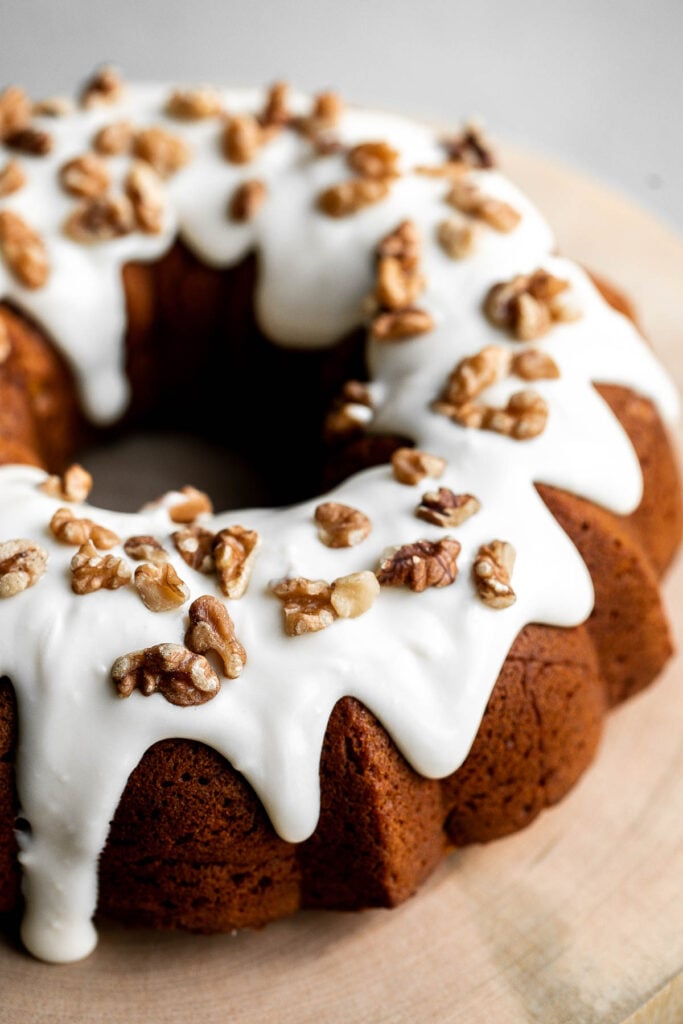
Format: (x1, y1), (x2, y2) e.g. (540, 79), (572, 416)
(0, 69), (679, 963)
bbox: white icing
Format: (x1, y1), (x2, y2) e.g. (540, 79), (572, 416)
(0, 82), (678, 963)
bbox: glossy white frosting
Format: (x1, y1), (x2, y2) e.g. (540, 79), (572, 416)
(0, 82), (677, 963)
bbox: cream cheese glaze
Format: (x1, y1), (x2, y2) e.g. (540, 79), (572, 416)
(0, 81), (678, 963)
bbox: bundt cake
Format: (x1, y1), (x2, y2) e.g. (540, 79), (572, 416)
(0, 69), (679, 964)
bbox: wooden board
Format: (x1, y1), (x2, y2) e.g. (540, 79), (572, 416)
(2, 148), (682, 1024)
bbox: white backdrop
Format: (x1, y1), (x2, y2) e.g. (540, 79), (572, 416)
(1, 0), (681, 229)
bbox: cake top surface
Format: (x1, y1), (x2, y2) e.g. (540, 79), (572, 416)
(0, 70), (677, 962)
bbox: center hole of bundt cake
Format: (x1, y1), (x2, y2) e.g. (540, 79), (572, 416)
(74, 248), (371, 512)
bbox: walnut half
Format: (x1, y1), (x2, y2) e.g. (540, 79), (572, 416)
(473, 540), (516, 609)
(185, 595), (246, 678)
(377, 538), (461, 592)
(112, 643), (221, 707)
(0, 539), (48, 597)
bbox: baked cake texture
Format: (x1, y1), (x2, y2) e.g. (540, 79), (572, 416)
(0, 70), (679, 963)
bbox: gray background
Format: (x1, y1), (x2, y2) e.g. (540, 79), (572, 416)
(2, 0), (682, 230)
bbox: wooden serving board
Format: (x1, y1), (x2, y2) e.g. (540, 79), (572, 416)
(2, 148), (682, 1024)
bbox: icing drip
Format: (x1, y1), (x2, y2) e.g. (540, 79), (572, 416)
(0, 82), (678, 963)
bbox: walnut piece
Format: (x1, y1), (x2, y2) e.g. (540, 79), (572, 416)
(63, 195), (135, 244)
(112, 643), (220, 707)
(93, 120), (134, 156)
(391, 447), (446, 485)
(0, 87), (32, 142)
(0, 539), (47, 598)
(185, 594), (246, 678)
(270, 577), (335, 636)
(442, 345), (511, 405)
(124, 535), (168, 563)
(446, 179), (519, 233)
(4, 127), (53, 156)
(134, 561), (189, 611)
(323, 381), (374, 441)
(59, 154), (110, 198)
(168, 485), (213, 524)
(222, 114), (264, 164)
(0, 159), (26, 198)
(370, 307), (435, 342)
(375, 256), (424, 310)
(172, 525), (216, 573)
(314, 502), (371, 548)
(165, 87), (223, 120)
(416, 488), (481, 527)
(484, 270), (577, 340)
(228, 178), (267, 222)
(444, 122), (495, 168)
(50, 507), (120, 549)
(473, 540), (516, 608)
(71, 540), (131, 594)
(347, 141), (399, 180)
(214, 525), (261, 598)
(0, 210), (50, 289)
(295, 91), (344, 138)
(260, 81), (291, 127)
(134, 127), (191, 178)
(317, 178), (390, 217)
(80, 66), (124, 108)
(330, 571), (379, 619)
(437, 214), (480, 259)
(40, 463), (93, 503)
(482, 390), (549, 440)
(511, 348), (560, 381)
(378, 219), (420, 269)
(125, 160), (165, 234)
(33, 96), (74, 118)
(377, 538), (461, 592)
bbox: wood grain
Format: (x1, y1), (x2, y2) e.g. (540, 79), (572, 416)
(2, 148), (682, 1024)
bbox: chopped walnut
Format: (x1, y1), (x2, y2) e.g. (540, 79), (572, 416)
(5, 127), (53, 156)
(370, 307), (435, 342)
(446, 179), (520, 233)
(40, 463), (93, 503)
(437, 215), (480, 259)
(125, 160), (165, 234)
(347, 141), (399, 180)
(134, 127), (191, 178)
(185, 594), (246, 678)
(484, 270), (577, 340)
(112, 643), (220, 706)
(228, 178), (267, 222)
(33, 96), (74, 117)
(0, 539), (47, 598)
(416, 488), (481, 527)
(377, 538), (461, 592)
(0, 210), (49, 289)
(213, 525), (261, 599)
(59, 154), (110, 198)
(318, 178), (390, 217)
(0, 87), (32, 141)
(442, 345), (511, 405)
(322, 382), (373, 442)
(391, 447), (446, 485)
(80, 66), (124, 108)
(473, 540), (516, 608)
(314, 502), (371, 548)
(222, 114), (264, 164)
(295, 91), (344, 138)
(93, 120), (134, 156)
(168, 485), (213, 524)
(482, 390), (549, 440)
(511, 348), (560, 381)
(134, 561), (189, 611)
(165, 86), (223, 120)
(443, 122), (495, 168)
(172, 525), (216, 573)
(0, 160), (26, 198)
(124, 535), (168, 563)
(71, 540), (131, 594)
(330, 571), (379, 618)
(375, 256), (424, 310)
(63, 195), (135, 244)
(260, 81), (291, 127)
(270, 577), (335, 636)
(50, 507), (120, 549)
(378, 220), (420, 269)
